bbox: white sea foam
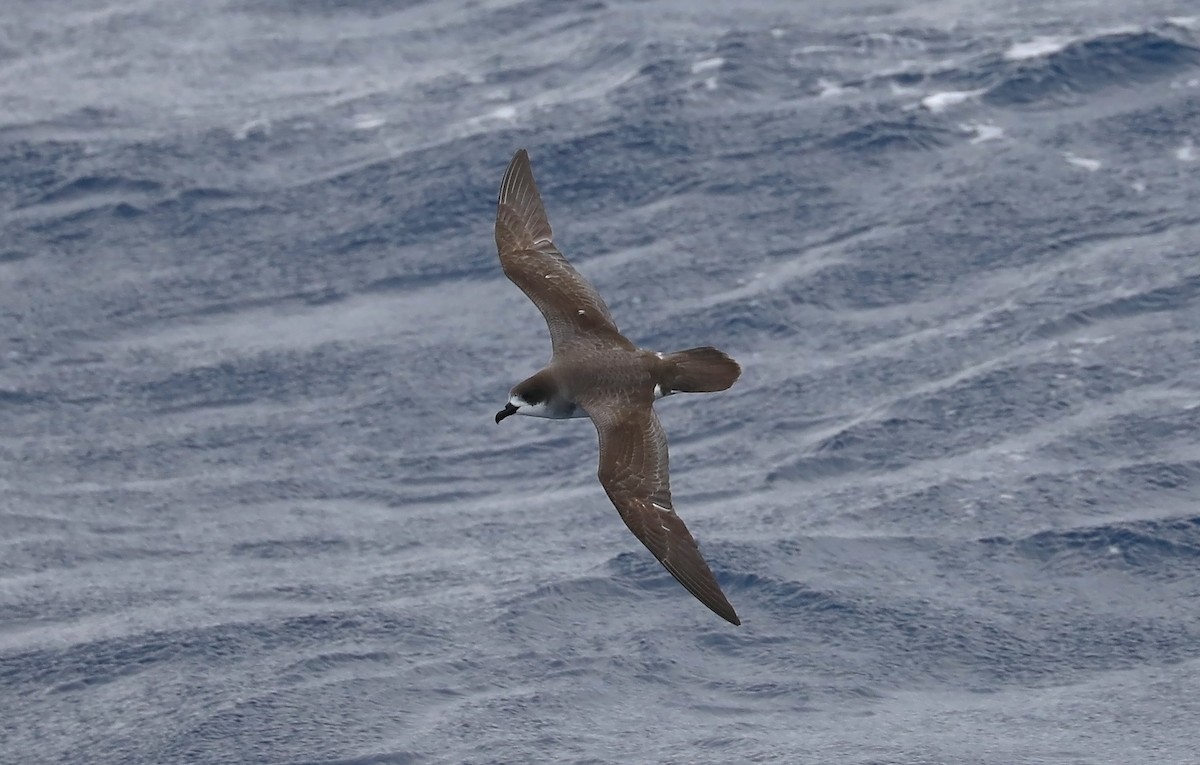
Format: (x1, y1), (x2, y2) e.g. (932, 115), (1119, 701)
(1004, 35), (1073, 61)
(352, 115), (385, 130)
(691, 57), (724, 74)
(817, 79), (849, 98)
(961, 122), (1004, 143)
(233, 118), (270, 140)
(1064, 152), (1102, 171)
(792, 44), (844, 56)
(921, 89), (985, 113)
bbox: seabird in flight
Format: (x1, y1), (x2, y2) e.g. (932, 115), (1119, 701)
(493, 149), (742, 625)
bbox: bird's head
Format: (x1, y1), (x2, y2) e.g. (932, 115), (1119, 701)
(495, 372), (554, 423)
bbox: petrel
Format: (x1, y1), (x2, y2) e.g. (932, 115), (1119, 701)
(493, 149), (742, 625)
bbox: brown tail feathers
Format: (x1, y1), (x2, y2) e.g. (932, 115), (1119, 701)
(660, 347), (741, 394)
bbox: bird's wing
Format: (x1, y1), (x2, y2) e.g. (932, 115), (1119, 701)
(580, 395), (741, 625)
(495, 149), (630, 353)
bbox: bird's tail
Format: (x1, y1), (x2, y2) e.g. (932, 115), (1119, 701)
(660, 347), (741, 394)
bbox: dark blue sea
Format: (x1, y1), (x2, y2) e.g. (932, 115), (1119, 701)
(3, 2), (1200, 763)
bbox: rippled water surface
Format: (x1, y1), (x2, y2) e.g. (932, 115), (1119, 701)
(3, 2), (1200, 763)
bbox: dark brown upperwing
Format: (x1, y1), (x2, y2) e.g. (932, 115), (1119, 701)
(495, 149), (627, 353)
(583, 397), (741, 625)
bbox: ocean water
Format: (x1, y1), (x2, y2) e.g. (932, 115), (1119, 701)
(3, 1), (1200, 763)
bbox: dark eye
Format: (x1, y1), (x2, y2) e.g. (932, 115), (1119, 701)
(521, 386), (545, 405)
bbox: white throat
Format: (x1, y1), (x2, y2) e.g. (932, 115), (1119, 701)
(511, 394), (584, 419)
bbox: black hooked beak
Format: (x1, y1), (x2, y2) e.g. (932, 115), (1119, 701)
(495, 402), (519, 424)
